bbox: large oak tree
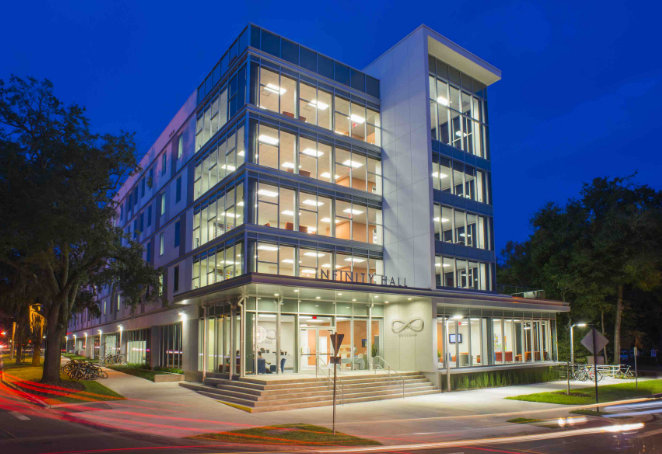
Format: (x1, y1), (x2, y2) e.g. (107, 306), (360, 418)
(0, 77), (163, 383)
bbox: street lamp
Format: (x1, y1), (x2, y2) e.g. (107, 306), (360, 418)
(570, 323), (588, 365)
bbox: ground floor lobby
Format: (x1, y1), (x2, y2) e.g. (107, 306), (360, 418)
(67, 273), (569, 387)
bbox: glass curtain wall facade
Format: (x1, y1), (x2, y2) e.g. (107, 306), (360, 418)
(125, 329), (151, 365)
(158, 323), (183, 369)
(197, 297), (385, 376)
(436, 307), (557, 369)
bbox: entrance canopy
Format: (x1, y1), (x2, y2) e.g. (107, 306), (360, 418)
(174, 272), (569, 313)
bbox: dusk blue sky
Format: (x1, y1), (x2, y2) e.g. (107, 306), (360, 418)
(3, 0), (661, 256)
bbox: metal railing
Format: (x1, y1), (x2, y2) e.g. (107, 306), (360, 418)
(373, 356), (406, 398)
(317, 356), (344, 405)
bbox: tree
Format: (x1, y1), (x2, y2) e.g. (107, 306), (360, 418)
(498, 176), (662, 363)
(0, 76), (163, 383)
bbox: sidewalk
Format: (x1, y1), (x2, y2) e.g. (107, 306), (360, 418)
(61, 372), (648, 446)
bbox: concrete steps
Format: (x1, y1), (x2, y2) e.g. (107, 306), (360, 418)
(180, 372), (438, 412)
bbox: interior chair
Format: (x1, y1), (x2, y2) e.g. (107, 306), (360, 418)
(280, 357), (286, 373)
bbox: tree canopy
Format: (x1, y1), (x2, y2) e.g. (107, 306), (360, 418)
(498, 176), (662, 363)
(0, 76), (163, 382)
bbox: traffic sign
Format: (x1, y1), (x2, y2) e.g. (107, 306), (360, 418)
(581, 329), (609, 354)
(330, 333), (344, 355)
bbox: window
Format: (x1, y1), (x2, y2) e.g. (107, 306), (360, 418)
(193, 124), (244, 201)
(254, 182), (382, 245)
(133, 220), (138, 239)
(176, 177), (182, 203)
(436, 255), (493, 291)
(160, 193), (166, 216)
(147, 205), (152, 227)
(192, 241), (244, 290)
(139, 212), (144, 233)
(146, 242), (151, 263)
(252, 239), (383, 281)
(173, 266), (179, 292)
(429, 56), (488, 159)
(141, 178), (145, 198)
(174, 221), (180, 248)
(250, 121), (382, 195)
(161, 154), (167, 176)
(192, 181), (244, 249)
(431, 155), (490, 204)
(252, 64), (379, 143)
(159, 233), (165, 256)
(148, 168), (154, 188)
(177, 135), (183, 160)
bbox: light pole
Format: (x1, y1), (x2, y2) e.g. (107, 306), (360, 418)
(570, 323), (587, 365)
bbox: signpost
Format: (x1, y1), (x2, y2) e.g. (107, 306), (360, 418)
(329, 333), (344, 435)
(581, 329), (609, 413)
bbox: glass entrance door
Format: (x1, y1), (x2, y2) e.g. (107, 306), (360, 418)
(299, 327), (334, 374)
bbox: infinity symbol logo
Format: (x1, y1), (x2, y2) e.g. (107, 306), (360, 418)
(391, 318), (424, 333)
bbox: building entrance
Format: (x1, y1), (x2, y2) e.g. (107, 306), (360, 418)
(299, 326), (334, 374)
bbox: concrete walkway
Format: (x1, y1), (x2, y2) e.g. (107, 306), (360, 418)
(61, 370), (650, 446)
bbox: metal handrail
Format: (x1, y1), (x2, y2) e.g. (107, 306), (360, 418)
(317, 356), (344, 405)
(374, 356), (405, 398)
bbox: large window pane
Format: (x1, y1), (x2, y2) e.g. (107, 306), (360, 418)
(257, 125), (279, 169)
(317, 90), (332, 130)
(335, 200), (352, 240)
(259, 67), (280, 113)
(279, 186), (296, 230)
(334, 96), (350, 137)
(299, 137), (319, 178)
(280, 76), (297, 119)
(299, 83), (317, 126)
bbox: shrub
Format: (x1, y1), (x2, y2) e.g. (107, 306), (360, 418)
(451, 367), (561, 391)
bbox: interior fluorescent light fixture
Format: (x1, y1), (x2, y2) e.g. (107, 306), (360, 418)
(320, 172), (340, 179)
(343, 208), (364, 215)
(455, 131), (468, 137)
(281, 210), (295, 216)
(301, 268), (317, 274)
(349, 114), (365, 124)
(345, 258), (365, 263)
(221, 165), (236, 171)
(258, 135), (279, 145)
(437, 97), (449, 106)
(342, 159), (363, 168)
(265, 83), (286, 95)
(308, 100), (329, 110)
(302, 199), (324, 206)
(282, 162), (295, 169)
(304, 252), (325, 257)
(258, 189), (278, 198)
(238, 150), (245, 156)
(224, 212), (241, 218)
(257, 245), (278, 251)
(302, 148), (324, 157)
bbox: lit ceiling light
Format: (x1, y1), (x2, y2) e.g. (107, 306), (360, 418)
(437, 97), (449, 106)
(258, 245), (278, 251)
(301, 268), (317, 274)
(321, 263), (331, 268)
(337, 293), (342, 296)
(343, 208), (364, 215)
(265, 83), (287, 95)
(443, 263), (450, 267)
(304, 252), (325, 257)
(302, 148), (324, 157)
(281, 210), (295, 216)
(455, 131), (468, 137)
(224, 212), (241, 218)
(238, 150), (245, 157)
(308, 100), (329, 110)
(221, 165), (236, 171)
(320, 172), (340, 180)
(349, 114), (365, 124)
(316, 296), (321, 299)
(281, 259), (294, 264)
(307, 227), (317, 233)
(294, 289), (299, 293)
(452, 314), (463, 320)
(258, 135), (279, 145)
(385, 301), (389, 304)
(302, 199), (324, 206)
(435, 263), (441, 267)
(441, 217), (449, 222)
(282, 162), (295, 169)
(237, 201), (244, 206)
(258, 189), (278, 198)
(433, 217), (440, 222)
(342, 159), (363, 168)
(408, 298), (412, 301)
(352, 299), (356, 302)
(345, 258), (365, 263)
(274, 293), (279, 297)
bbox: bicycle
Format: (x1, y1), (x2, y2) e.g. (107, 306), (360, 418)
(615, 365), (635, 379)
(100, 354), (126, 366)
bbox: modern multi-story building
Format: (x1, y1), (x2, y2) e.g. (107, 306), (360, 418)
(67, 24), (568, 396)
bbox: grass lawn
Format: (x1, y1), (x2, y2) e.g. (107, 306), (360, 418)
(507, 417), (543, 424)
(1, 354), (123, 405)
(507, 379), (662, 405)
(189, 423), (381, 446)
